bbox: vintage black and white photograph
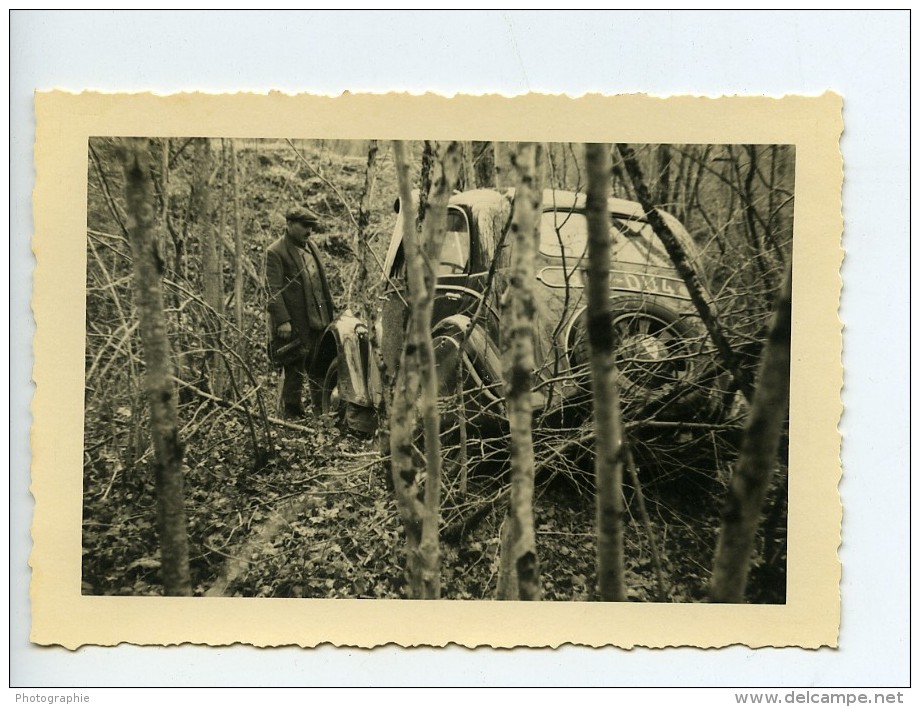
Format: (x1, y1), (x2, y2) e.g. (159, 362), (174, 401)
(81, 136), (794, 604)
(28, 89), (842, 649)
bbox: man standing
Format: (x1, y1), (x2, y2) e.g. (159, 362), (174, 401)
(265, 206), (335, 418)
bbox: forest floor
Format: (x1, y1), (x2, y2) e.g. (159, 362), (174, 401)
(83, 396), (785, 602)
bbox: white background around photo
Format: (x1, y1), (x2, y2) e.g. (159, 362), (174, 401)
(9, 9), (911, 688)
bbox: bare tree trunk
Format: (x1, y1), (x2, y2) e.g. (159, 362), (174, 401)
(159, 138), (172, 269)
(118, 138), (191, 596)
(496, 142), (543, 601)
(472, 140), (495, 188)
(217, 141), (227, 283)
(417, 141), (435, 230)
(460, 141), (476, 191)
(420, 142), (463, 281)
(417, 141), (460, 599)
(494, 141), (512, 190)
(710, 266), (792, 603)
(231, 140), (243, 334)
(194, 138), (219, 313)
(360, 141), (390, 474)
(352, 139), (378, 316)
(616, 142), (755, 401)
(684, 145), (711, 227)
(192, 138), (223, 396)
(496, 518), (519, 600)
(158, 137), (186, 387)
(585, 143), (627, 602)
(655, 144), (671, 206)
(389, 140), (460, 598)
(610, 149), (635, 201)
(671, 147), (689, 222)
(624, 446), (667, 601)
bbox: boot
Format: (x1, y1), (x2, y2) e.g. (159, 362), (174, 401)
(283, 402), (307, 420)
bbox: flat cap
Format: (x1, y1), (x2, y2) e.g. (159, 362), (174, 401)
(285, 206), (321, 227)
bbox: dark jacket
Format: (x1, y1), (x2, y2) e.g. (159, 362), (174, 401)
(265, 235), (334, 346)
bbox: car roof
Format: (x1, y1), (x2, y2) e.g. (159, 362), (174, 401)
(538, 189), (648, 219)
(388, 188), (698, 274)
(447, 189), (508, 210)
(492, 189), (646, 218)
(441, 189), (646, 220)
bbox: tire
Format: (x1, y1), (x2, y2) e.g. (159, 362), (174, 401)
(568, 298), (720, 420)
(321, 355), (378, 435)
(431, 329), (508, 483)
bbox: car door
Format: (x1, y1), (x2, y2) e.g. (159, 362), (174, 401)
(431, 204), (477, 324)
(380, 202), (476, 375)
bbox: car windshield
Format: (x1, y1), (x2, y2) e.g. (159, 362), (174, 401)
(539, 210), (665, 267)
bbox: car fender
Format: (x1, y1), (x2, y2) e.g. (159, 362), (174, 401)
(434, 314), (503, 409)
(317, 313), (373, 408)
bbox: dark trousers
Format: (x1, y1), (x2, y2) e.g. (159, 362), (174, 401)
(281, 362), (324, 412)
(280, 330), (323, 413)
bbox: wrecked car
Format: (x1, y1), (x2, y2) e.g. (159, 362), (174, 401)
(311, 188), (725, 437)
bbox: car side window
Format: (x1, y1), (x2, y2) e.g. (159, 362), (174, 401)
(610, 218), (663, 267)
(388, 206), (470, 280)
(540, 209), (587, 259)
(437, 207), (470, 276)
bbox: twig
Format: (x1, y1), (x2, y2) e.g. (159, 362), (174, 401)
(88, 142), (129, 237)
(99, 460), (123, 502)
(635, 419), (745, 431)
(223, 359), (259, 460)
(168, 138), (195, 168)
(625, 445), (669, 602)
(203, 543), (252, 564)
(171, 374), (306, 433)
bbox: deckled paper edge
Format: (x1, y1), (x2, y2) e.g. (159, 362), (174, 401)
(30, 91), (843, 649)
